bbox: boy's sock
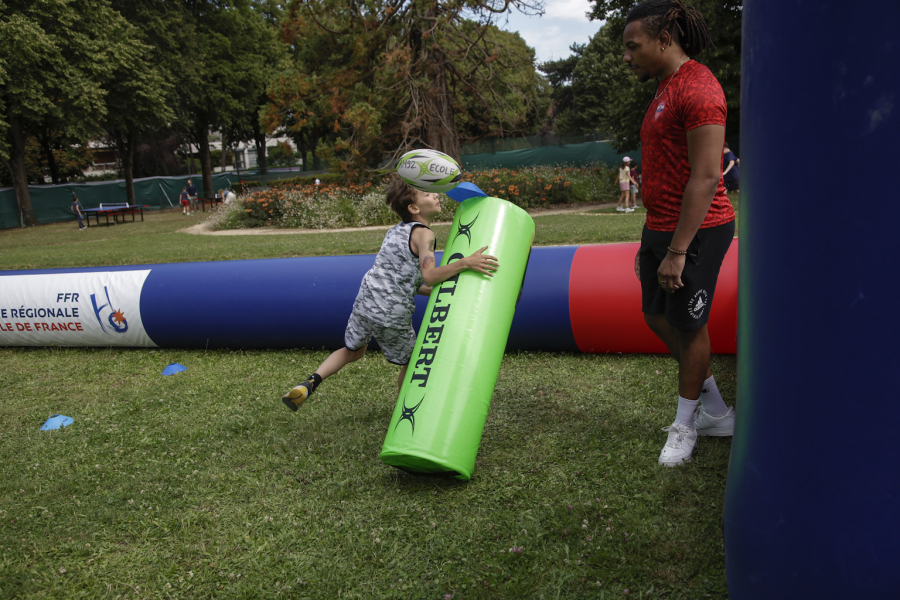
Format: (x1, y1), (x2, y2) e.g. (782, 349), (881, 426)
(674, 396), (699, 428)
(699, 375), (728, 416)
(307, 372), (323, 392)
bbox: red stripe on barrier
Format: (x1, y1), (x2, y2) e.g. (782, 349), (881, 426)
(568, 241), (738, 354)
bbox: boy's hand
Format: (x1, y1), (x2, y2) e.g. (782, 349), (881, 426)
(463, 246), (499, 277)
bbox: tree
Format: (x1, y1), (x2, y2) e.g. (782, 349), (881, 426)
(264, 0), (543, 174)
(545, 0), (741, 152)
(172, 0), (281, 193)
(0, 0), (139, 225)
(104, 0), (175, 204)
(537, 43), (586, 140)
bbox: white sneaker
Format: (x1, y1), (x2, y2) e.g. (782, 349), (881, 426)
(625, 208), (634, 213)
(658, 422), (697, 467)
(694, 406), (735, 437)
(616, 206), (626, 212)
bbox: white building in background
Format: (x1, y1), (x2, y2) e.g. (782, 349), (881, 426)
(204, 134), (299, 172)
(81, 133), (300, 177)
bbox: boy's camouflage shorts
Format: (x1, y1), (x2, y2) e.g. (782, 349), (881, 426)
(344, 310), (416, 365)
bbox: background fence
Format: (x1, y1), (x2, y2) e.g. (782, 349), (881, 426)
(1, 140), (639, 230)
(0, 174), (240, 230)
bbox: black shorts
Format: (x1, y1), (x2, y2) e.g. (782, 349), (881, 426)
(639, 221), (735, 331)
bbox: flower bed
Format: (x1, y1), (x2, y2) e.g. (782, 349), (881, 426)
(216, 164), (618, 230)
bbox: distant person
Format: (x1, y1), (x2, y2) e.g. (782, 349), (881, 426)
(179, 186), (191, 215)
(315, 178), (321, 186)
(722, 143), (740, 193)
(617, 158), (635, 213)
(281, 175), (498, 411)
(71, 194), (86, 230)
(630, 163), (641, 208)
(186, 179), (199, 212)
(220, 188), (237, 205)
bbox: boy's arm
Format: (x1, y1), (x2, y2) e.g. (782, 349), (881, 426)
(417, 285), (433, 296)
(410, 226), (498, 287)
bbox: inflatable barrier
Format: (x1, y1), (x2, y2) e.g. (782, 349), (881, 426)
(380, 196), (534, 480)
(0, 241), (738, 353)
(723, 0), (900, 597)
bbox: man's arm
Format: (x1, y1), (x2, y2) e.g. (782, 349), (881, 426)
(656, 124), (725, 292)
(410, 226), (498, 287)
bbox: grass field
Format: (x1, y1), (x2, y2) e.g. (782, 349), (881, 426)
(0, 195), (739, 599)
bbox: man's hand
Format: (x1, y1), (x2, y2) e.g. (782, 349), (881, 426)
(634, 250), (640, 281)
(657, 252), (686, 293)
(462, 246), (499, 276)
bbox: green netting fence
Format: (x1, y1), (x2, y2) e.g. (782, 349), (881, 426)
(461, 140), (640, 171)
(1, 140), (641, 230)
(0, 174), (240, 230)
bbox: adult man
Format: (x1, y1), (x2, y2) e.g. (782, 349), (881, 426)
(71, 194), (86, 230)
(622, 0), (736, 466)
(722, 142), (740, 192)
(186, 179), (199, 212)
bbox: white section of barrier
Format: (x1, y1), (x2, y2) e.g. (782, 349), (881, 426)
(0, 271), (155, 347)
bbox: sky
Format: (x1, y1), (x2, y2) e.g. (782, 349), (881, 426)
(496, 0), (604, 65)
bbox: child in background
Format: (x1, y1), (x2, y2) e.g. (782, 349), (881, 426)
(629, 163), (640, 208)
(179, 186), (190, 215)
(282, 176), (499, 410)
(617, 158), (635, 213)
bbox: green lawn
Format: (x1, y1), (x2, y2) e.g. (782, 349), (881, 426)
(0, 195), (740, 599)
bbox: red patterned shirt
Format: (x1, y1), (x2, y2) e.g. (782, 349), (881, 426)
(640, 60), (735, 232)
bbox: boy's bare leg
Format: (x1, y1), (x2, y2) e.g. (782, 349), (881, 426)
(282, 345), (367, 411)
(397, 363), (409, 392)
(315, 346), (367, 379)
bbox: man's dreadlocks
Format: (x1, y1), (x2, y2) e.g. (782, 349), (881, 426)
(626, 0), (715, 57)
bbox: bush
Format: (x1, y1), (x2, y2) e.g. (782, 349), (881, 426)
(464, 164), (618, 208)
(268, 172), (347, 189)
(222, 182), (459, 230)
(216, 164), (618, 230)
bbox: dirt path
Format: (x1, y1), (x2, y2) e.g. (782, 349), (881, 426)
(181, 201), (621, 236)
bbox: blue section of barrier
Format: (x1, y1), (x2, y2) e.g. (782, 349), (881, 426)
(724, 1), (900, 598)
(1, 248), (579, 351)
(507, 245), (578, 352)
(139, 256), (374, 349)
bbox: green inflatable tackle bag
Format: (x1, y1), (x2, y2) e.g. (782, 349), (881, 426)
(380, 196), (535, 480)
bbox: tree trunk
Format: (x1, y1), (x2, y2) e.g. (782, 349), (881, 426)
(4, 114), (39, 227)
(39, 132), (61, 184)
(422, 46), (461, 162)
(293, 132), (311, 172)
(198, 124), (213, 198)
(220, 133), (228, 171)
(117, 131), (136, 205)
(254, 131), (268, 175)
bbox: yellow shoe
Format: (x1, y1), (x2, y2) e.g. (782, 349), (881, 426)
(282, 381), (314, 412)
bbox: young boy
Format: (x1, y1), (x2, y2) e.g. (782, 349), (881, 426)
(281, 176), (499, 410)
(179, 186), (190, 215)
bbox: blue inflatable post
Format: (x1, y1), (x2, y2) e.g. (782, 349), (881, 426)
(724, 1), (900, 597)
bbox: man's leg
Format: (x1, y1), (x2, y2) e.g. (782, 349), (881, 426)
(673, 325), (711, 401)
(644, 313), (714, 386)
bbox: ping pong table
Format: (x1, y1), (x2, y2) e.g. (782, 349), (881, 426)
(81, 203), (147, 227)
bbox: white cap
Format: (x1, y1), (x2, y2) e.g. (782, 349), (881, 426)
(623, 156), (632, 162)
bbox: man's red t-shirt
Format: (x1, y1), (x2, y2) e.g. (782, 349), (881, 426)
(640, 60), (735, 232)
